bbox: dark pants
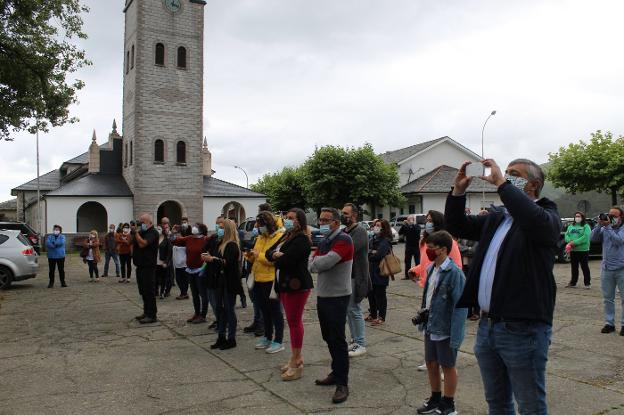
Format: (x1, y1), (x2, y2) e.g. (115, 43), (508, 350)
(570, 251), (591, 286)
(136, 266), (157, 319)
(404, 244), (420, 278)
(254, 281), (284, 343)
(317, 295), (350, 386)
(368, 284), (387, 320)
(217, 290), (237, 341)
(119, 254), (132, 279)
(188, 272), (209, 317)
(155, 266), (168, 296)
(48, 258), (65, 286)
(87, 260), (99, 279)
(175, 267), (189, 296)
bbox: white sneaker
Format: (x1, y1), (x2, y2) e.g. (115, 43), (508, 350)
(348, 344), (367, 358)
(417, 362), (427, 372)
(255, 337), (270, 349)
(265, 341), (285, 354)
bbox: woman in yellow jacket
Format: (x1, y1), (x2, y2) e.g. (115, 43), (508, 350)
(246, 211), (285, 354)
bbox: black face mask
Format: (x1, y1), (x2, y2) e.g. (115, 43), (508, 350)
(340, 215), (352, 226)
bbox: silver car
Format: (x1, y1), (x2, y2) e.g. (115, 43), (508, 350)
(0, 230), (38, 289)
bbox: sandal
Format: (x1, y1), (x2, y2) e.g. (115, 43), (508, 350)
(364, 315), (375, 322)
(371, 318), (385, 326)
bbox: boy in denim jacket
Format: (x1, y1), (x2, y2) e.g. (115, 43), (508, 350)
(417, 231), (468, 415)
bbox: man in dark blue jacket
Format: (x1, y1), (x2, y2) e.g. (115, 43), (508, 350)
(445, 158), (560, 415)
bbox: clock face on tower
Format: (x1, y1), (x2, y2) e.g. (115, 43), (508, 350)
(163, 0), (181, 13)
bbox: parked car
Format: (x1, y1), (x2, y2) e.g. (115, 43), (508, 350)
(556, 217), (602, 263)
(362, 221), (399, 244)
(390, 214), (427, 242)
(0, 230), (38, 289)
(0, 221), (41, 254)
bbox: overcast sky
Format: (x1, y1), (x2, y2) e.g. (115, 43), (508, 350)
(2, 0), (623, 202)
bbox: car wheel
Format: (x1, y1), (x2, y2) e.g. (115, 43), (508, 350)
(557, 248), (571, 264)
(0, 266), (13, 289)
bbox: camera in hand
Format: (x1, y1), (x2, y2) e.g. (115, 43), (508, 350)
(599, 213), (610, 221)
(411, 308), (429, 326)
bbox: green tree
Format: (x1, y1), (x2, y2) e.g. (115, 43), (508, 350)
(251, 166), (307, 212)
(547, 130), (624, 205)
(0, 0), (91, 141)
(302, 144), (405, 211)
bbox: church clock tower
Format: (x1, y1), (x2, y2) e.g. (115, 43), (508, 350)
(122, 0), (206, 222)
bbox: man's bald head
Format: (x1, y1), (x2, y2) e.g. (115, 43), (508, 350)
(139, 213), (153, 226)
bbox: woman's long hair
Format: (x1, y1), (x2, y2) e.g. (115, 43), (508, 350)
(219, 219), (240, 255)
(574, 211), (586, 226)
(378, 219), (393, 240)
(422, 210), (445, 243)
(256, 211), (277, 235)
(285, 208), (309, 242)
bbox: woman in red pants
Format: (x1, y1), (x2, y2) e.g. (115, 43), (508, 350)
(267, 208), (313, 381)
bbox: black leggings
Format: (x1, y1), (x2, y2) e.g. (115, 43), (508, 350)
(48, 258), (65, 285)
(119, 254), (132, 279)
(87, 260), (99, 278)
(368, 284), (387, 320)
(570, 251), (591, 286)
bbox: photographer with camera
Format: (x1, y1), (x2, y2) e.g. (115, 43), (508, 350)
(414, 230), (467, 415)
(591, 207), (624, 335)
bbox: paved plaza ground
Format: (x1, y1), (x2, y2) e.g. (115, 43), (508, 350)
(1, 245), (624, 414)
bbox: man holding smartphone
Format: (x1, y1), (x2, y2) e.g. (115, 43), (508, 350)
(445, 158), (560, 415)
(591, 207), (624, 335)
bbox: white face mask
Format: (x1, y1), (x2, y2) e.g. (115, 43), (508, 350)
(504, 174), (528, 192)
(191, 226), (200, 235)
(123, 228), (130, 234)
(109, 228), (115, 233)
(574, 217), (582, 224)
(373, 226), (381, 235)
(53, 230), (60, 235)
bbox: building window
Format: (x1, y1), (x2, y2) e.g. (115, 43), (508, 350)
(154, 139), (165, 163)
(124, 143), (128, 167)
(125, 51), (130, 74)
(155, 43), (165, 66)
(131, 44), (135, 69)
(130, 141), (133, 166)
(176, 141), (186, 164)
(408, 204), (415, 214)
(177, 47), (187, 69)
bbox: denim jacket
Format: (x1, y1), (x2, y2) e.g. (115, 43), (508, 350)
(420, 258), (468, 349)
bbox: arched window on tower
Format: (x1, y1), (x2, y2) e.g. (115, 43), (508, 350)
(131, 44), (135, 69)
(155, 43), (165, 66)
(176, 141), (186, 164)
(154, 139), (165, 163)
(177, 47), (187, 69)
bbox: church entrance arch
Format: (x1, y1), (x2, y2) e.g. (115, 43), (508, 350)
(157, 200), (183, 226)
(77, 202), (108, 233)
(222, 201), (246, 225)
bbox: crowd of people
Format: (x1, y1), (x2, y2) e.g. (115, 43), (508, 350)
(43, 157), (624, 415)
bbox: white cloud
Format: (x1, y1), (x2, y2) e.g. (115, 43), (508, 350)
(2, 0), (623, 202)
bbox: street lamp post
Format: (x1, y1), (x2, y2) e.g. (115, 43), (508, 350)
(481, 110), (496, 206)
(234, 165), (249, 189)
(35, 117), (42, 236)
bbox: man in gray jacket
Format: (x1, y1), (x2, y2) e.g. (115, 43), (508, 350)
(341, 203), (371, 357)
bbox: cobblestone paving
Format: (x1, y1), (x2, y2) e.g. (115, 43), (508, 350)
(1, 248), (624, 414)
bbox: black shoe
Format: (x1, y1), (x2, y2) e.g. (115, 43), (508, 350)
(210, 337), (226, 349)
(208, 321), (218, 329)
(61, 283), (68, 287)
(620, 327), (624, 336)
(47, 284), (53, 288)
(219, 339), (237, 350)
(416, 398), (441, 414)
(332, 385), (349, 404)
(135, 314), (146, 321)
(315, 374), (336, 386)
(138, 317), (158, 324)
(601, 324), (616, 334)
(437, 401), (457, 415)
(243, 323), (257, 333)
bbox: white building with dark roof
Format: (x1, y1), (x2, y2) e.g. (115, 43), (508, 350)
(11, 1), (265, 234)
(371, 136), (501, 219)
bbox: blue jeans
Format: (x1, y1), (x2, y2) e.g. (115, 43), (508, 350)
(347, 289), (365, 347)
(601, 267), (624, 327)
(474, 319), (552, 415)
(207, 288), (218, 321)
(103, 252), (120, 276)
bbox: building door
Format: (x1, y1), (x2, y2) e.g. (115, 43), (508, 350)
(157, 200), (183, 226)
(76, 202), (108, 233)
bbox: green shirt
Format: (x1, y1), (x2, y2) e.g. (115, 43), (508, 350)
(564, 223), (591, 252)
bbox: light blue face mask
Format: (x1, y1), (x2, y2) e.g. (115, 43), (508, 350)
(425, 222), (434, 234)
(252, 228), (259, 237)
(505, 174), (528, 191)
(319, 224), (331, 235)
(283, 219), (294, 230)
(140, 223), (148, 232)
(217, 228), (225, 238)
(259, 226), (268, 235)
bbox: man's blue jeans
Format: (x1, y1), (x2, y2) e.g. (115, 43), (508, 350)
(474, 319), (552, 415)
(103, 252), (120, 276)
(601, 267), (624, 327)
(347, 290), (365, 347)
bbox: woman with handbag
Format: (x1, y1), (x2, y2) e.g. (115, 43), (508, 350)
(266, 208), (313, 381)
(366, 219), (393, 325)
(245, 211), (285, 354)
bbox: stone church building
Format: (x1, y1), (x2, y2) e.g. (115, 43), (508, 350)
(11, 0), (265, 234)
